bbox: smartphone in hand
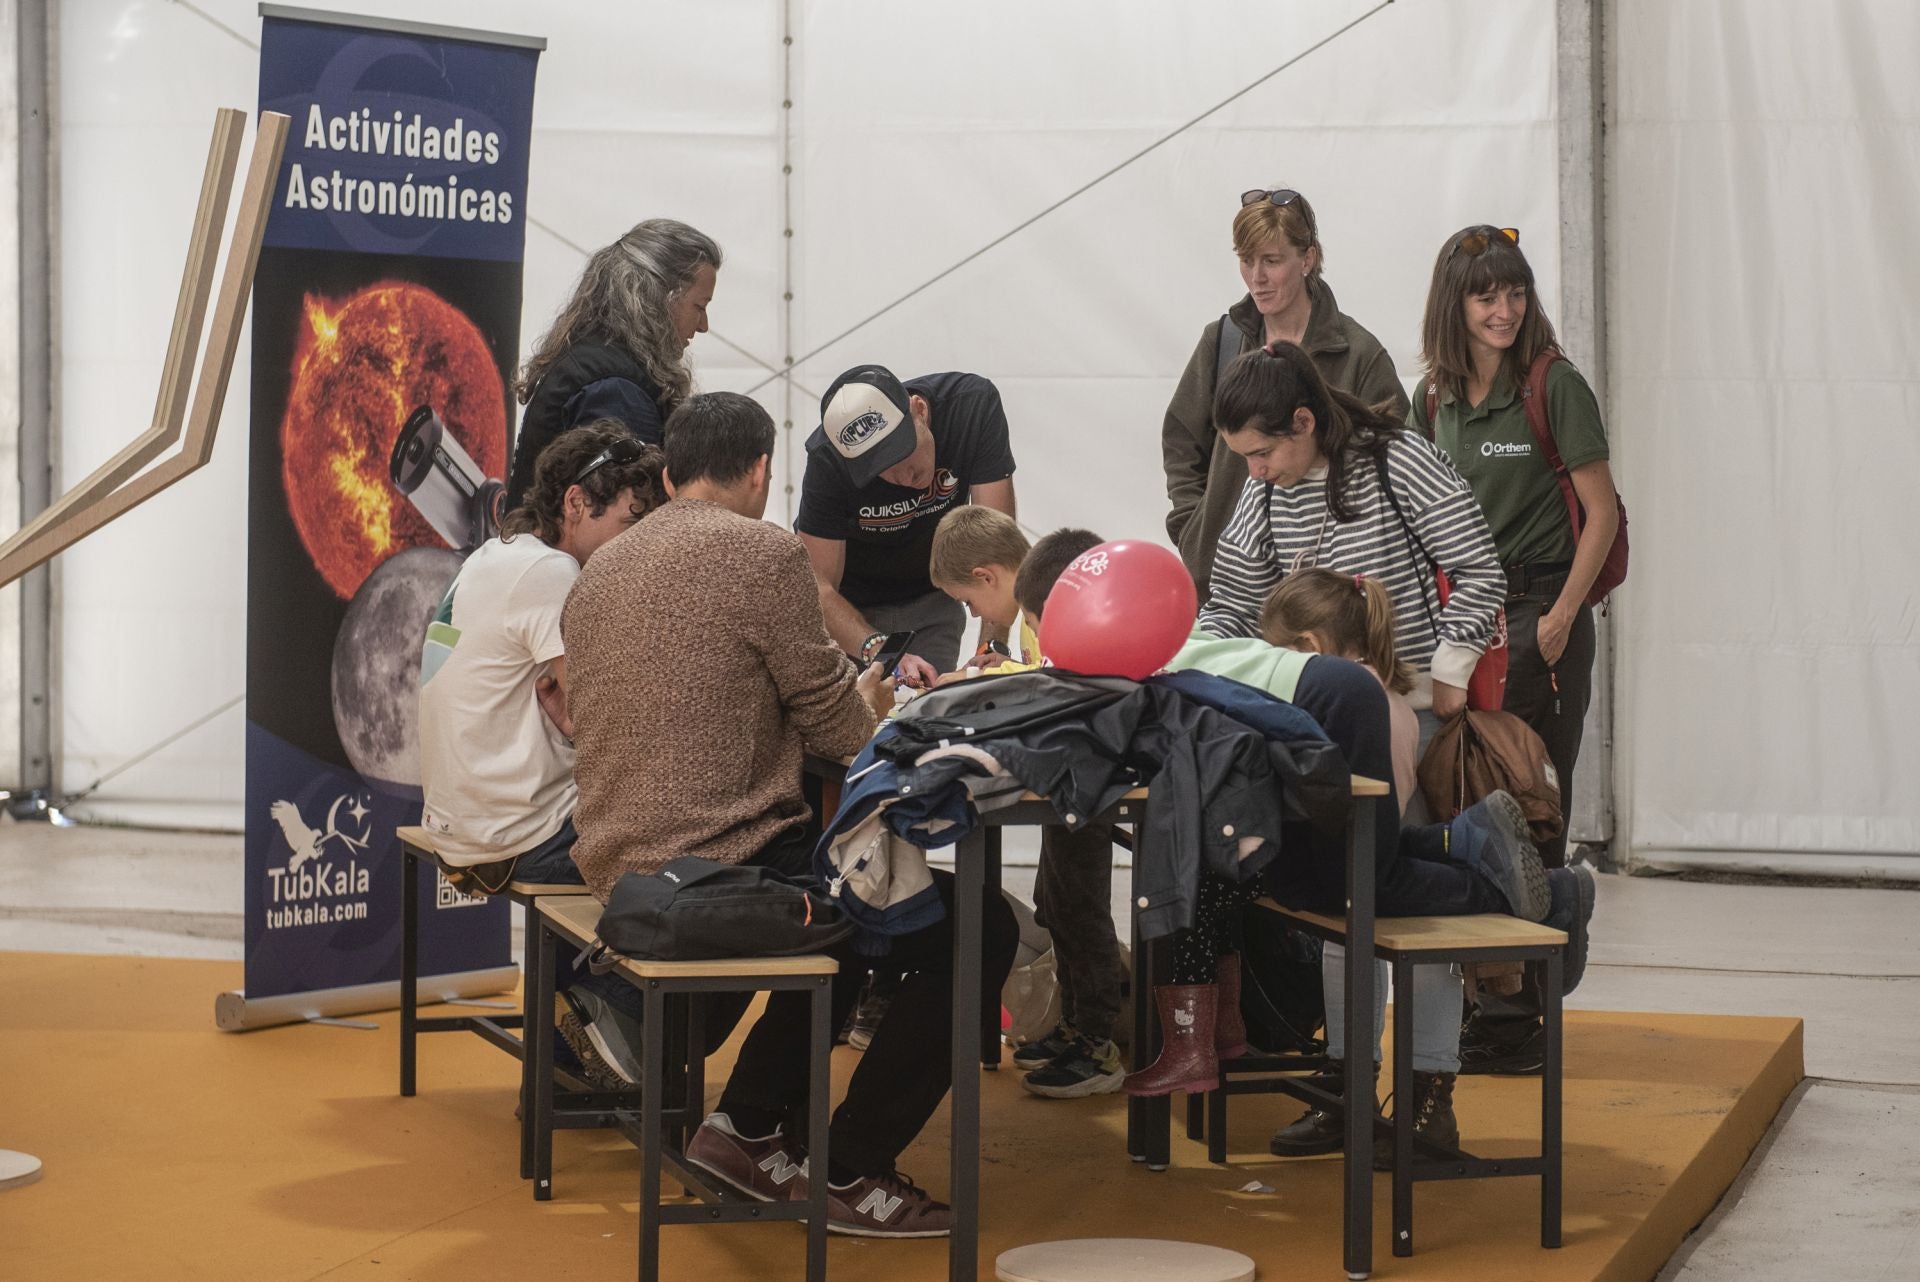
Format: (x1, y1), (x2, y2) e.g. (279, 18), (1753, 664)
(869, 630), (917, 679)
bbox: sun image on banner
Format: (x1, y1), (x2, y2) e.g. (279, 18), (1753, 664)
(244, 8), (542, 1004)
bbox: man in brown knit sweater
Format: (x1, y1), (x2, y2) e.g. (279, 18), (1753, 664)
(562, 391), (1017, 1239)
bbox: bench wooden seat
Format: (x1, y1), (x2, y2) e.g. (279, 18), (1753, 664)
(1261, 899), (1567, 955)
(530, 893), (837, 1282)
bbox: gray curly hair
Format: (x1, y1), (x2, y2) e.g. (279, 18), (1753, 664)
(515, 218), (723, 410)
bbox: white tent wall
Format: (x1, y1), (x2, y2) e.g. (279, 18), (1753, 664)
(1609, 0), (1920, 875)
(51, 0), (787, 826)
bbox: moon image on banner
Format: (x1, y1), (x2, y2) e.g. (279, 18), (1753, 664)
(331, 546), (462, 789)
(281, 281), (505, 599)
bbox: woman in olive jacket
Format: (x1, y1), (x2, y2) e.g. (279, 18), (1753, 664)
(1163, 189), (1409, 598)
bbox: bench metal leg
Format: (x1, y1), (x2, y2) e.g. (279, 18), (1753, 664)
(806, 974), (832, 1282)
(639, 983), (666, 1282)
(1543, 949), (1565, 1248)
(400, 847), (419, 1097)
(1342, 796), (1378, 1280)
(533, 914), (558, 1201)
(1207, 1083), (1228, 1165)
(1186, 1090), (1205, 1142)
(1127, 871), (1147, 1162)
(519, 893), (539, 1180)
(1143, 932), (1170, 1172)
(1391, 955), (1415, 1258)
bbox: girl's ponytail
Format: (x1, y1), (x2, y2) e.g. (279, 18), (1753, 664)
(1357, 576), (1415, 694)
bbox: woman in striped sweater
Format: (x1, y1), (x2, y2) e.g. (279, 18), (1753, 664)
(1195, 341), (1503, 722)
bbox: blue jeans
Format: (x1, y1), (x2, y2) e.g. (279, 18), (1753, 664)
(512, 816), (584, 884)
(1320, 943), (1463, 1074)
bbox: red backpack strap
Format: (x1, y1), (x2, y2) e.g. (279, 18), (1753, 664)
(1519, 349), (1583, 539)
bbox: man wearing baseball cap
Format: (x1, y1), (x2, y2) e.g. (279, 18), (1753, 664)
(797, 365), (1019, 684)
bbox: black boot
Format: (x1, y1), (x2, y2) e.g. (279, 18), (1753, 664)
(1268, 1062), (1380, 1157)
(1373, 1071), (1459, 1169)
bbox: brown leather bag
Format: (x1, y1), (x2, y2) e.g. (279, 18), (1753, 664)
(1418, 708), (1564, 848)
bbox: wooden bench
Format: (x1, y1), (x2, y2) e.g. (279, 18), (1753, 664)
(395, 826), (625, 1185)
(1201, 897), (1569, 1259)
(532, 895), (839, 1282)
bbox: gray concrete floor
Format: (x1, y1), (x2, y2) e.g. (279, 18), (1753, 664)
(3, 814), (1917, 1279)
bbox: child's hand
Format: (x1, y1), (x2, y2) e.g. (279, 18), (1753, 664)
(893, 653), (939, 689)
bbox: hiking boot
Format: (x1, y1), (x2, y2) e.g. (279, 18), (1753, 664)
(1021, 1037), (1125, 1099)
(1457, 1016), (1546, 1076)
(1010, 1020), (1080, 1070)
(1214, 952), (1251, 1060)
(846, 972), (896, 1052)
(1268, 1062), (1380, 1156)
(791, 1164), (953, 1238)
(684, 1113), (807, 1202)
(1545, 864), (1596, 994)
(1447, 791), (1551, 921)
(1372, 1070), (1459, 1169)
(563, 984), (645, 1084)
(553, 995), (635, 1092)
(1122, 985), (1219, 1097)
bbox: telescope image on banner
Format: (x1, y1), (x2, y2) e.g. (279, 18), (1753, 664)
(242, 9), (541, 1007)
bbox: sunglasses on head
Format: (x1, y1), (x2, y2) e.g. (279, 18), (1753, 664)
(1453, 226), (1521, 258)
(1240, 187), (1317, 235)
(571, 437), (643, 486)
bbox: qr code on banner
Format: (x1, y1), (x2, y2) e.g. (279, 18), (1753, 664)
(436, 870), (487, 910)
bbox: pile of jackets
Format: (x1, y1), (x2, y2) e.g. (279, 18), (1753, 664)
(812, 668), (1350, 954)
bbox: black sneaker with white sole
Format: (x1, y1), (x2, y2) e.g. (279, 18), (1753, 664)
(1020, 1037), (1124, 1099)
(1010, 1021), (1079, 1071)
(1447, 791), (1552, 921)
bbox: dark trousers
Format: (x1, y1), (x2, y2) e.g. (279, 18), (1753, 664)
(720, 862), (1019, 1177)
(1475, 590), (1595, 1034)
(1502, 592), (1596, 869)
(1034, 822), (1125, 1043)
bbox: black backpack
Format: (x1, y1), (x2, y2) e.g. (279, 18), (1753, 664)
(589, 856), (852, 965)
(1237, 904), (1327, 1054)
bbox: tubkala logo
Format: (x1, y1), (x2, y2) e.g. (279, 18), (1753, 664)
(263, 794), (375, 929)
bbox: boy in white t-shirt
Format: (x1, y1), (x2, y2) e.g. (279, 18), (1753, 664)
(418, 421), (664, 1083)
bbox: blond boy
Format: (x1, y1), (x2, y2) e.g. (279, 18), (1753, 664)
(929, 506), (1040, 670)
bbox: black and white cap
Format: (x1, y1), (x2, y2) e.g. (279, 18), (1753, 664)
(807, 365), (916, 487)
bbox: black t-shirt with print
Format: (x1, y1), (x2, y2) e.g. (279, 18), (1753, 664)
(796, 371), (1017, 608)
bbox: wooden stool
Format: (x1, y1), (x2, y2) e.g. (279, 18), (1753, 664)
(1201, 899), (1569, 1259)
(396, 826), (617, 1183)
(534, 896), (839, 1282)
(996, 1239), (1255, 1282)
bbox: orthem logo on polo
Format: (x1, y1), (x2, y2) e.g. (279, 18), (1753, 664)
(1482, 440), (1532, 457)
(838, 410), (890, 449)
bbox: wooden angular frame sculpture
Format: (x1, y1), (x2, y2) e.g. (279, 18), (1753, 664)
(0, 108), (289, 588)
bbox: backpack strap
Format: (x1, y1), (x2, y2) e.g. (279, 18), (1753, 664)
(1214, 313), (1246, 388)
(1372, 450), (1440, 634)
(1422, 379), (1439, 439)
(1519, 349), (1585, 542)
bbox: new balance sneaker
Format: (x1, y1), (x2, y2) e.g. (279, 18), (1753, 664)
(553, 995), (635, 1092)
(790, 1165), (953, 1238)
(684, 1113), (808, 1203)
(1010, 1020), (1080, 1071)
(1020, 1037), (1124, 1099)
(562, 984), (644, 1085)
(1447, 792), (1552, 921)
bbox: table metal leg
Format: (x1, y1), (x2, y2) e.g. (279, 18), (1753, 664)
(1543, 949), (1565, 1248)
(400, 847), (418, 1097)
(533, 914), (558, 1201)
(1144, 932), (1170, 1172)
(806, 975), (831, 1282)
(1343, 796), (1378, 1280)
(1127, 860), (1147, 1162)
(949, 826), (984, 1282)
(1391, 955), (1415, 1258)
(639, 983), (666, 1282)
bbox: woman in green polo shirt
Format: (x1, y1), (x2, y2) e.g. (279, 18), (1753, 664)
(1412, 225), (1620, 1073)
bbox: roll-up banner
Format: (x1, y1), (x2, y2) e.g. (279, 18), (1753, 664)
(228, 6), (543, 1027)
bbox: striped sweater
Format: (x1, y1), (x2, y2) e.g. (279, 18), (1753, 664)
(1194, 432), (1503, 706)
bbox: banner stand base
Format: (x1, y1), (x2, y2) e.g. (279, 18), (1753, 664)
(214, 965), (520, 1032)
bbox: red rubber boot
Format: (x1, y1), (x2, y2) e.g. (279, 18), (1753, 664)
(1122, 984), (1221, 1097)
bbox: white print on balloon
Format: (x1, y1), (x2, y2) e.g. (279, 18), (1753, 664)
(264, 794), (374, 930)
(1071, 551), (1111, 576)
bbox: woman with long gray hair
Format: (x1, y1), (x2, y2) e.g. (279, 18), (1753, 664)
(504, 218), (722, 508)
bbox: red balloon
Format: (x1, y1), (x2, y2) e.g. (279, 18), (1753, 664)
(1039, 540), (1198, 680)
